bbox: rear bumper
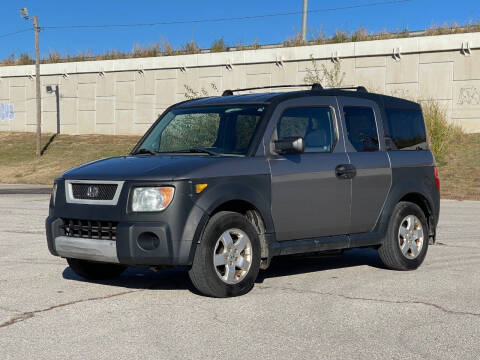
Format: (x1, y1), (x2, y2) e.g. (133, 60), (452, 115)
(46, 216), (197, 266)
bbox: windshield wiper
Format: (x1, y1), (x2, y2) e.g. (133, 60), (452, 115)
(133, 148), (158, 155)
(170, 147), (219, 156)
(187, 148), (219, 156)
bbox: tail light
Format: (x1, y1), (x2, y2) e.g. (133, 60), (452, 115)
(434, 167), (440, 191)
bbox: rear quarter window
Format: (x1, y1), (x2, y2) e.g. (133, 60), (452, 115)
(384, 109), (428, 150)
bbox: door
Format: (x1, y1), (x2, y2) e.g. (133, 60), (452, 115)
(266, 97), (351, 241)
(337, 97), (392, 234)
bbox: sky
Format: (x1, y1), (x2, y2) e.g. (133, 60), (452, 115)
(0, 0), (479, 59)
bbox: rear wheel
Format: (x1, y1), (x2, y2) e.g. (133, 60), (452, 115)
(67, 258), (126, 280)
(189, 211), (261, 297)
(378, 201), (429, 270)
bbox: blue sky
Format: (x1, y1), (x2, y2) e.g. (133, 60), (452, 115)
(0, 0), (479, 59)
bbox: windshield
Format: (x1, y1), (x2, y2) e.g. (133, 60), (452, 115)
(135, 105), (265, 155)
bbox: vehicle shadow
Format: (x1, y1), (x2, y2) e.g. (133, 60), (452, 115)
(256, 248), (385, 283)
(61, 248), (385, 294)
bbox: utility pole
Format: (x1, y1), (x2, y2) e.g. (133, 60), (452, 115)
(301, 0), (308, 42)
(33, 16), (41, 156)
(21, 8), (42, 156)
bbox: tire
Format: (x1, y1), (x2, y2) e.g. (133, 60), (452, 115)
(188, 211), (261, 297)
(378, 201), (429, 271)
(67, 258), (127, 280)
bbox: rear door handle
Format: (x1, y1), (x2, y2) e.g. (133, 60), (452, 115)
(335, 164), (356, 179)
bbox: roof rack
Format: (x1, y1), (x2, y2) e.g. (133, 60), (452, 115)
(222, 84), (316, 96)
(334, 86), (368, 93)
(221, 83), (368, 96)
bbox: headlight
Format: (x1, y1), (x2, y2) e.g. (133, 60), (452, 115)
(131, 187), (175, 212)
(51, 183), (58, 206)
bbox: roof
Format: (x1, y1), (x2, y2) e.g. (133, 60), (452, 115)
(177, 92), (285, 107)
(176, 88), (420, 110)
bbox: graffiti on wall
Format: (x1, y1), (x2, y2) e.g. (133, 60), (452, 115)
(0, 103), (14, 121)
(457, 87), (480, 106)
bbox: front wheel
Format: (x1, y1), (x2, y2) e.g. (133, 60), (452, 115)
(378, 201), (429, 271)
(188, 211), (261, 297)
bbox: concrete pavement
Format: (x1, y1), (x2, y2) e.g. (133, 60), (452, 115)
(0, 195), (479, 359)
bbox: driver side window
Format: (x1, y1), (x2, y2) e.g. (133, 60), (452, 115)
(277, 107), (336, 153)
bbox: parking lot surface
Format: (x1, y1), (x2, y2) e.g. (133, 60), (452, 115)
(0, 194), (479, 359)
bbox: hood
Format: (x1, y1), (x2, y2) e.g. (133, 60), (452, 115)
(62, 155), (223, 181)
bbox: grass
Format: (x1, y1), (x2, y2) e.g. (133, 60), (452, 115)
(2, 21), (479, 66)
(438, 133), (480, 201)
(419, 100), (479, 200)
(0, 132), (140, 185)
(0, 131), (478, 200)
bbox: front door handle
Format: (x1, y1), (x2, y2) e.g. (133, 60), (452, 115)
(335, 164), (356, 179)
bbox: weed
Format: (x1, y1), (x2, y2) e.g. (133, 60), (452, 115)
(283, 33), (306, 47)
(161, 39), (177, 56)
(210, 38), (228, 53)
(331, 31), (348, 43)
(421, 100), (464, 164)
(304, 57), (345, 88)
(17, 53), (35, 65)
(180, 40), (201, 55)
(350, 27), (369, 42)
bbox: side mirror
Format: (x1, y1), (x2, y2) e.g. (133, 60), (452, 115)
(274, 136), (305, 154)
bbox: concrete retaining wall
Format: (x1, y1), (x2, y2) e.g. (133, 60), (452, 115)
(1, 32), (479, 134)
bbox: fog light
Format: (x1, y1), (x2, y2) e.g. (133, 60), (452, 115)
(137, 232), (160, 251)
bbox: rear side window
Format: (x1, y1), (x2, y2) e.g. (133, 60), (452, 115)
(277, 107), (336, 153)
(344, 106), (379, 152)
(384, 109), (428, 150)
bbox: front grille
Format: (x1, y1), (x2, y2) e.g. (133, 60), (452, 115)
(71, 183), (118, 200)
(61, 218), (118, 240)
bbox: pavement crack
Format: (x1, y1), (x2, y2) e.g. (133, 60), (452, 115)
(0, 289), (142, 329)
(257, 285), (480, 317)
(0, 312), (34, 328)
(435, 242), (480, 250)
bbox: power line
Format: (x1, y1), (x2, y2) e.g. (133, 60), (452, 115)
(43, 0), (413, 30)
(0, 28), (31, 39)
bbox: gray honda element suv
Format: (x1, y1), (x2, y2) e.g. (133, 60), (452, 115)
(46, 84), (440, 297)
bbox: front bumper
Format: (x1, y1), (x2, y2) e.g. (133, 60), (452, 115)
(46, 216), (198, 266)
(46, 179), (209, 267)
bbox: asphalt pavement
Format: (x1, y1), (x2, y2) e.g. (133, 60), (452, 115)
(0, 184), (51, 195)
(0, 194), (479, 359)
